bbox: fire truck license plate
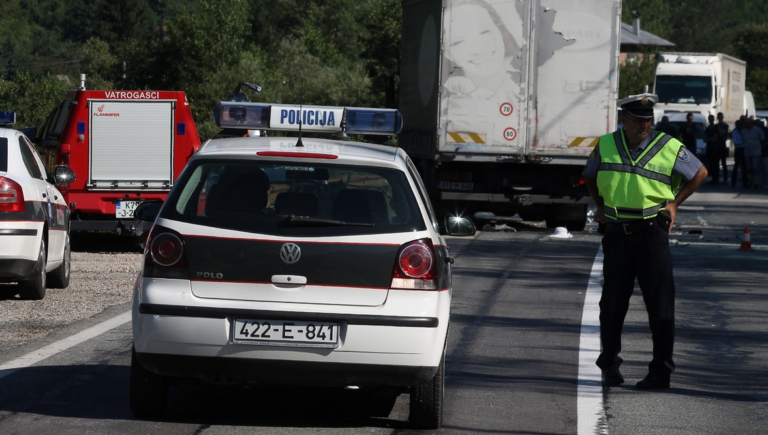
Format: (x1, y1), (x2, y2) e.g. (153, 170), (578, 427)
(232, 318), (339, 348)
(115, 200), (141, 218)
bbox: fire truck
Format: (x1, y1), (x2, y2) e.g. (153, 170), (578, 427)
(34, 76), (201, 235)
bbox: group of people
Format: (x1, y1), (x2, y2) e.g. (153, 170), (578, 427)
(709, 114), (768, 188)
(656, 111), (768, 188)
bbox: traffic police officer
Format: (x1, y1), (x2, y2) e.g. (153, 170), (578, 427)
(584, 92), (708, 389)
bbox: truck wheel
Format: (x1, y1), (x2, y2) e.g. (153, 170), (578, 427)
(47, 235), (70, 289)
(545, 204), (587, 231)
(409, 354), (444, 429)
(564, 217), (587, 232)
(19, 239), (47, 300)
(130, 347), (168, 419)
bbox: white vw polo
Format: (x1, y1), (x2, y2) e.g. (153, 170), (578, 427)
(130, 102), (475, 429)
(0, 112), (74, 300)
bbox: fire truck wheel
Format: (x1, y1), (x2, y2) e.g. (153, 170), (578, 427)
(47, 235), (71, 289)
(19, 239), (47, 300)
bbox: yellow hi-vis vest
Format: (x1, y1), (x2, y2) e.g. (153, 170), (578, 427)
(596, 130), (683, 221)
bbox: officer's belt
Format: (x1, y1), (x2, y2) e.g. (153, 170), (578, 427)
(604, 218), (660, 235)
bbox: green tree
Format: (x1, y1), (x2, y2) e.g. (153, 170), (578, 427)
(619, 53), (657, 99)
(0, 72), (69, 129)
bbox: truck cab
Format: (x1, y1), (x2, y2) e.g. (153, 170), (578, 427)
(34, 84), (201, 235)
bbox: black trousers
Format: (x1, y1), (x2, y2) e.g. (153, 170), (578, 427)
(732, 148), (748, 187)
(706, 146), (726, 183)
(596, 225), (676, 376)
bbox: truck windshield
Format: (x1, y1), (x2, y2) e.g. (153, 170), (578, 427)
(655, 75), (712, 104)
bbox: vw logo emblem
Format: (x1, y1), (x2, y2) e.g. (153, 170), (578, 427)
(280, 243), (301, 264)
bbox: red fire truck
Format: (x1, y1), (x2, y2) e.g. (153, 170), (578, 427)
(34, 79), (201, 235)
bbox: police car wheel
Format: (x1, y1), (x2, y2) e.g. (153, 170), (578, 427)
(19, 239), (47, 300)
(409, 352), (445, 429)
(47, 235), (71, 289)
(130, 346), (168, 418)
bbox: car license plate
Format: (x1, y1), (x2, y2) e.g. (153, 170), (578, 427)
(115, 200), (141, 218)
(232, 318), (340, 348)
(438, 181), (474, 191)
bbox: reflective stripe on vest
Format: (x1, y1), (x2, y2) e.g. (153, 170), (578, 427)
(597, 131), (682, 221)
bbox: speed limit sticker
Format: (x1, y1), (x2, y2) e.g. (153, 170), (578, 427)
(499, 102), (513, 116)
(503, 127), (517, 141)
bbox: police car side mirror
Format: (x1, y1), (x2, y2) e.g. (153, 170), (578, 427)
(134, 200), (164, 221)
(54, 166), (76, 185)
(444, 216), (476, 236)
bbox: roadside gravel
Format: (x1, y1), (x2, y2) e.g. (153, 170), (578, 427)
(0, 235), (144, 353)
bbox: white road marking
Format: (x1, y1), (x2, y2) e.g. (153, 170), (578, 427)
(0, 311), (131, 380)
(577, 246), (608, 435)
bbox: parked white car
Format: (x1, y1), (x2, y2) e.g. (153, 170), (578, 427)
(0, 112), (75, 299)
(129, 102), (475, 429)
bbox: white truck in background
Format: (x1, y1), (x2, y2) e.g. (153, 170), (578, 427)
(398, 0), (621, 231)
(654, 52), (747, 124)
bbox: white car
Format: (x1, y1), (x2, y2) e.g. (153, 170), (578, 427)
(130, 102), (475, 429)
(0, 112), (75, 299)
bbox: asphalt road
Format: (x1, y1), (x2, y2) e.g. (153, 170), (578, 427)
(0, 182), (766, 434)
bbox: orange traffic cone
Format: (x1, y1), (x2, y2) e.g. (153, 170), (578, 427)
(738, 227), (754, 251)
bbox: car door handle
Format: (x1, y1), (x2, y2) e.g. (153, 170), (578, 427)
(42, 193), (47, 198)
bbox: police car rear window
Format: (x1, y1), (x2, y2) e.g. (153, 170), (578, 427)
(0, 138), (7, 172)
(161, 160), (427, 236)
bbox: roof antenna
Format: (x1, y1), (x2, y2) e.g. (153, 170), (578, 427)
(296, 81), (304, 147)
(332, 107), (350, 140)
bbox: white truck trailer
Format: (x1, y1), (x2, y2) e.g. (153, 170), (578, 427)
(399, 0), (622, 231)
(654, 52), (747, 124)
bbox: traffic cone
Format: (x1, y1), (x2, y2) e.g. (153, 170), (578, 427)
(738, 227), (754, 251)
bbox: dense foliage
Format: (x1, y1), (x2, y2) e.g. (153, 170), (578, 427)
(3, 0), (768, 139)
(0, 0), (400, 139)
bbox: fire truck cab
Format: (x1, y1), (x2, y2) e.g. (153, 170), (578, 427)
(34, 80), (201, 235)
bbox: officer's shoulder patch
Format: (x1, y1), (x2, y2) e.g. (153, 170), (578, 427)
(677, 148), (690, 162)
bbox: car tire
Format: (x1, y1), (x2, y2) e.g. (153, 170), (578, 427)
(19, 239), (47, 300)
(47, 235), (70, 289)
(130, 347), (168, 419)
(409, 353), (444, 429)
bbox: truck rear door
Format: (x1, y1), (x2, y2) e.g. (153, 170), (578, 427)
(531, 0), (620, 158)
(89, 101), (174, 189)
(438, 0), (529, 155)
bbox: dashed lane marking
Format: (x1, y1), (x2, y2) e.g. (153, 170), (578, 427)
(0, 311), (131, 380)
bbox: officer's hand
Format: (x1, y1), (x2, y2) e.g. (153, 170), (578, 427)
(665, 203), (678, 231)
(595, 205), (606, 224)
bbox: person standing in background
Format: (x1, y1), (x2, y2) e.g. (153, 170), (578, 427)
(656, 115), (678, 137)
(715, 112), (729, 184)
(741, 117), (764, 188)
(731, 117), (747, 188)
(705, 114), (721, 185)
(678, 112), (698, 155)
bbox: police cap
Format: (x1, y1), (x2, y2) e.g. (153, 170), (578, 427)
(618, 92), (658, 119)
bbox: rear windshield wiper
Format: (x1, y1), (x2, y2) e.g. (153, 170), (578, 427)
(280, 215), (374, 227)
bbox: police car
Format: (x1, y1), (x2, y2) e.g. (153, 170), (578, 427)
(0, 112), (75, 299)
(129, 102), (474, 428)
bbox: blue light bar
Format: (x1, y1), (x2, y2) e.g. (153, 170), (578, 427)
(213, 102), (402, 136)
(346, 107), (402, 135)
(0, 111), (16, 125)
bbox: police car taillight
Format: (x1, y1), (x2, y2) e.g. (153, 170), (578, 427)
(390, 239), (438, 291)
(143, 226), (188, 279)
(0, 177), (25, 213)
